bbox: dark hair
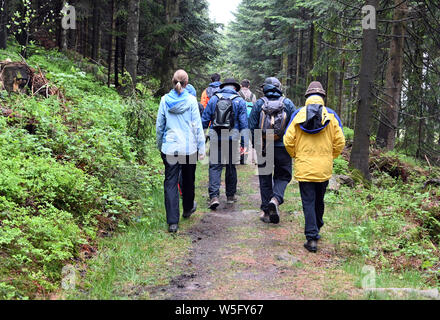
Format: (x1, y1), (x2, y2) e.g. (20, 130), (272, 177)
(241, 79), (250, 88)
(211, 73), (221, 82)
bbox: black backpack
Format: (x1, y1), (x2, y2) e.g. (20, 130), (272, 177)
(206, 86), (220, 99)
(259, 97), (288, 141)
(212, 93), (239, 131)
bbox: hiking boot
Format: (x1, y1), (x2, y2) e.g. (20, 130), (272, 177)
(183, 201), (197, 219)
(209, 197), (220, 211)
(168, 224), (179, 233)
(304, 240), (318, 253)
(268, 198), (280, 224)
(259, 211), (270, 224)
(227, 195), (238, 204)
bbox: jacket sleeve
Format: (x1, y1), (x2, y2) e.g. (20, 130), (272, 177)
(156, 98), (166, 151)
(238, 100), (249, 147)
(201, 89), (209, 108)
(283, 122), (297, 159)
(192, 100), (206, 156)
(332, 118), (346, 159)
(248, 99), (262, 148)
(284, 98), (296, 120)
(202, 96), (216, 129)
(249, 99), (262, 131)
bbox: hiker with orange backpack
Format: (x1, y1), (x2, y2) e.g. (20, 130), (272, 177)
(200, 73), (222, 108)
(249, 77), (296, 224)
(284, 81), (345, 252)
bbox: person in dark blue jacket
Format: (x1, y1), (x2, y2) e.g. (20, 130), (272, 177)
(248, 77), (296, 224)
(202, 78), (249, 210)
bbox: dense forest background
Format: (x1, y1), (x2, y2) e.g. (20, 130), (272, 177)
(0, 0), (440, 300)
(2, 0), (439, 177)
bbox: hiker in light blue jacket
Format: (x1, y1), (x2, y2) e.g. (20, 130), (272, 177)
(156, 70), (205, 233)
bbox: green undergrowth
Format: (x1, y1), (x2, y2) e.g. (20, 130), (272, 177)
(68, 163), (209, 300)
(0, 44), (163, 299)
(325, 154), (440, 297)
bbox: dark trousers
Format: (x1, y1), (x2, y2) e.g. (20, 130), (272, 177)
(258, 146), (293, 212)
(299, 181), (329, 241)
(162, 153), (197, 225)
(209, 139), (238, 199)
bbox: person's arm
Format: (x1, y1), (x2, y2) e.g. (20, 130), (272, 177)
(248, 99), (262, 131)
(202, 96), (216, 129)
(283, 122), (297, 159)
(284, 98), (297, 121)
(237, 100), (249, 148)
(191, 99), (206, 156)
(156, 98), (166, 151)
(332, 117), (346, 159)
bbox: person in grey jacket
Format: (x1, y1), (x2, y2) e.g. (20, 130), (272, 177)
(248, 77), (296, 224)
(156, 70), (206, 233)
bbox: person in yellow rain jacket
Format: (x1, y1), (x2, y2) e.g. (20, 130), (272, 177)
(284, 81), (345, 253)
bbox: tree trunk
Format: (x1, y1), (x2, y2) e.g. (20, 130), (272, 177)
(107, 0), (115, 87)
(158, 0), (180, 96)
(376, 0), (408, 150)
(125, 0), (140, 89)
(349, 0), (378, 181)
(295, 29), (303, 87)
(91, 0), (101, 61)
(306, 22), (315, 86)
(115, 20), (119, 88)
(0, 0), (8, 50)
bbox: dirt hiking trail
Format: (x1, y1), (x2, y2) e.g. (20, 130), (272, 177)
(148, 164), (362, 300)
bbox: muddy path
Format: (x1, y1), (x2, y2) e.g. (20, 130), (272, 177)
(148, 165), (361, 300)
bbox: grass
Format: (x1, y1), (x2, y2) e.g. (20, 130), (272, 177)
(68, 157), (213, 300)
(67, 187), (192, 300)
(67, 148), (439, 300)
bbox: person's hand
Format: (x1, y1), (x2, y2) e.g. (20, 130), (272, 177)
(199, 154), (205, 161)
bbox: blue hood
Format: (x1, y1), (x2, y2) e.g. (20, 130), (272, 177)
(186, 84), (197, 97)
(209, 81), (222, 88)
(217, 87), (238, 95)
(164, 89), (191, 114)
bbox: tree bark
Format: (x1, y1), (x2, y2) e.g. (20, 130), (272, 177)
(125, 0), (140, 88)
(376, 0), (408, 150)
(91, 0), (101, 61)
(107, 0), (115, 87)
(295, 29), (303, 87)
(349, 0), (378, 181)
(0, 0), (8, 50)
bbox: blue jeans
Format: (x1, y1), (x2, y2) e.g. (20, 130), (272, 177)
(299, 181), (329, 241)
(209, 139), (238, 199)
(257, 147), (292, 212)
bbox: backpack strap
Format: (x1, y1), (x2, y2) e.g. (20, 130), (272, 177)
(279, 97), (286, 108)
